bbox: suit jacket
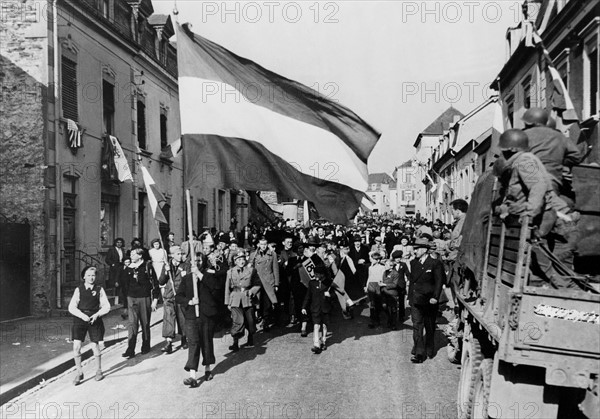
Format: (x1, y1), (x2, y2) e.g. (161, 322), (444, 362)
(303, 277), (333, 315)
(395, 262), (409, 291)
(381, 268), (400, 291)
(121, 261), (159, 300)
(175, 270), (222, 319)
(348, 244), (370, 267)
(224, 265), (261, 308)
(385, 232), (401, 256)
(106, 246), (124, 266)
(158, 261), (190, 302)
(279, 248), (298, 284)
(408, 256), (445, 306)
(248, 249), (279, 303)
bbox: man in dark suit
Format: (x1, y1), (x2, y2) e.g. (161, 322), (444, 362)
(385, 225), (402, 256)
(408, 236), (445, 363)
(106, 238), (125, 314)
(348, 235), (370, 292)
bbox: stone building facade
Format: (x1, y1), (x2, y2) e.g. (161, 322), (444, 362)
(0, 0), (250, 319)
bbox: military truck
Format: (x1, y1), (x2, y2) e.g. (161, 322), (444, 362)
(451, 165), (600, 419)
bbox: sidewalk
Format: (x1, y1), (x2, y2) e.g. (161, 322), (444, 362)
(0, 305), (164, 405)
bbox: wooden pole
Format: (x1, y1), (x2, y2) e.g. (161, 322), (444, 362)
(153, 219), (176, 299)
(186, 189), (200, 317)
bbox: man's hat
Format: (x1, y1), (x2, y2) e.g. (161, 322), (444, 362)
(234, 250), (247, 260)
(375, 236), (382, 242)
(391, 250), (403, 259)
(306, 236), (320, 247)
(353, 235), (362, 242)
(413, 235), (434, 248)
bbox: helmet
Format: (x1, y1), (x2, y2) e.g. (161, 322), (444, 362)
(499, 129), (529, 151)
(522, 108), (549, 126)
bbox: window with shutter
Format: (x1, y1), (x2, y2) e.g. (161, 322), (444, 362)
(62, 57), (78, 122)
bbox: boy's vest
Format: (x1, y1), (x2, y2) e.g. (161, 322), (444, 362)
(78, 284), (102, 314)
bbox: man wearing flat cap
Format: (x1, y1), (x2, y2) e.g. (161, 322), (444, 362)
(225, 250), (261, 351)
(408, 235), (445, 363)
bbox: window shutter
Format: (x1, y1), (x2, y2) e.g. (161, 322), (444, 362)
(62, 57), (78, 122)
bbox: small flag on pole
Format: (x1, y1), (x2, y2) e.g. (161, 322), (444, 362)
(109, 136), (133, 182)
(140, 165), (167, 224)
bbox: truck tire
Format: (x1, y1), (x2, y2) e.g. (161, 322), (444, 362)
(457, 334), (483, 419)
(472, 358), (493, 419)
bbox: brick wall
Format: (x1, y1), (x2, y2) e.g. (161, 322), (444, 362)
(0, 0), (51, 315)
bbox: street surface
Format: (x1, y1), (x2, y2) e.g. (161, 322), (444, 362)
(2, 306), (459, 419)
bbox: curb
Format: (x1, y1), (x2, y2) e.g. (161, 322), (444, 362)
(0, 315), (164, 406)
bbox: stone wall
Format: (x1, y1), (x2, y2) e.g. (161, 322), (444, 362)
(0, 0), (51, 315)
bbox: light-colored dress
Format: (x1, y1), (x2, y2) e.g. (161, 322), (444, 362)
(149, 247), (168, 279)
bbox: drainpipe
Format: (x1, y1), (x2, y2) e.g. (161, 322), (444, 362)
(53, 0), (62, 308)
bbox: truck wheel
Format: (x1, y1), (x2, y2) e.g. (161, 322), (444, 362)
(457, 334), (483, 419)
(472, 358), (493, 419)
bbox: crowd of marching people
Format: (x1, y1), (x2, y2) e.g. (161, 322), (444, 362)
(66, 106), (593, 387)
(70, 207), (470, 387)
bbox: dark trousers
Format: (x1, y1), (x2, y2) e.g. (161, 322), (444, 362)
(230, 306), (256, 339)
(162, 299), (186, 340)
(184, 315), (216, 371)
(411, 303), (438, 358)
(381, 288), (399, 327)
(126, 296), (151, 353)
(367, 285), (382, 324)
(277, 277), (292, 320)
(259, 290), (274, 325)
(291, 282), (308, 323)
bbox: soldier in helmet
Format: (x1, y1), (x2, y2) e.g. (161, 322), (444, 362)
(521, 108), (582, 206)
(493, 129), (579, 288)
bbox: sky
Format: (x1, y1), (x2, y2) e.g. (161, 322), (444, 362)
(153, 0), (524, 174)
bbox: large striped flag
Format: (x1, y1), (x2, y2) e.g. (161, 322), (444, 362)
(176, 23), (381, 225)
(140, 165), (167, 224)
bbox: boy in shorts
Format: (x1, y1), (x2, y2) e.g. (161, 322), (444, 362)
(302, 265), (333, 354)
(68, 266), (111, 385)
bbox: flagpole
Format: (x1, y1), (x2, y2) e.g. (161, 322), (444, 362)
(186, 189), (199, 317)
(153, 219), (176, 302)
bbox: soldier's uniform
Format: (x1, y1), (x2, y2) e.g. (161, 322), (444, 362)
(225, 263), (261, 341)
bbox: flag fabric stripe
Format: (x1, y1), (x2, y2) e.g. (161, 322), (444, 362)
(529, 28), (579, 123)
(179, 77), (368, 192)
(141, 165), (167, 224)
(177, 24), (380, 165)
(183, 134), (364, 225)
(177, 23), (381, 223)
(547, 66), (578, 121)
